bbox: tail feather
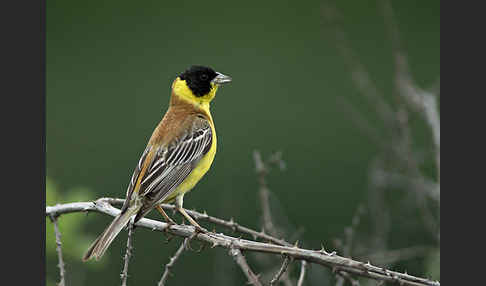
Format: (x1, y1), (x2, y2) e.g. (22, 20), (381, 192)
(83, 209), (137, 262)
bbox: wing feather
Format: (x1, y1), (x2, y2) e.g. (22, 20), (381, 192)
(120, 145), (152, 213)
(121, 116), (213, 219)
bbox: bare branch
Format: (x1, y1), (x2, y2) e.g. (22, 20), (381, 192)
(297, 261), (307, 286)
(96, 198), (294, 248)
(269, 255), (292, 286)
(158, 234), (195, 286)
(230, 248), (263, 286)
(120, 221), (134, 286)
(254, 150), (294, 286)
(336, 270), (360, 286)
(253, 150), (281, 238)
(49, 215), (66, 286)
(335, 205), (365, 286)
(46, 199), (440, 286)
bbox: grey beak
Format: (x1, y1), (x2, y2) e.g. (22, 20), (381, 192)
(212, 72), (232, 84)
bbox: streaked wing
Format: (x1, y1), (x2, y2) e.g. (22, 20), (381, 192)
(120, 145), (153, 213)
(122, 116), (213, 216)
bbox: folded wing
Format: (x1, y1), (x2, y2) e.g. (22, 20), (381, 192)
(121, 116), (213, 221)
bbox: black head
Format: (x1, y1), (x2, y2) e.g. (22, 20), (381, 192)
(179, 65), (218, 97)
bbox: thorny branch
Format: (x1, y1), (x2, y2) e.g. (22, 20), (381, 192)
(269, 255), (292, 286)
(334, 205), (366, 286)
(158, 234), (195, 286)
(121, 221), (134, 286)
(254, 150), (283, 238)
(49, 215), (66, 286)
(46, 199), (440, 286)
(229, 248), (263, 286)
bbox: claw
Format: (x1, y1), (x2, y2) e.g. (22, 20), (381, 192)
(194, 225), (208, 234)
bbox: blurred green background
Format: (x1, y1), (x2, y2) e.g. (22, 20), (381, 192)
(46, 0), (440, 285)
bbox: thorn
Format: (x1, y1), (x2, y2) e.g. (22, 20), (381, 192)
(293, 240), (300, 248)
(319, 244), (335, 256)
(211, 242), (219, 248)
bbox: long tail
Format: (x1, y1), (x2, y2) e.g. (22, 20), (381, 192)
(82, 208), (138, 262)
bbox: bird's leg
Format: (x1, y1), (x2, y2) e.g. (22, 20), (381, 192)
(155, 205), (176, 225)
(175, 194), (206, 233)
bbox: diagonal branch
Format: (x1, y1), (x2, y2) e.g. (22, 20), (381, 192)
(269, 255), (292, 286)
(158, 233), (195, 286)
(335, 270), (360, 286)
(229, 248), (263, 286)
(46, 199), (440, 286)
(49, 215), (66, 286)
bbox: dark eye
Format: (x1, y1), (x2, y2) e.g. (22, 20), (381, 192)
(200, 74), (208, 81)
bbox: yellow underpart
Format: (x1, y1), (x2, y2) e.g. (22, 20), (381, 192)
(164, 78), (218, 203)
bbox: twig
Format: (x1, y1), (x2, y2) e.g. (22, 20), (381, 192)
(269, 255), (292, 286)
(253, 150), (281, 238)
(49, 215), (66, 286)
(46, 199), (440, 286)
(229, 247), (263, 286)
(297, 261), (307, 286)
(158, 234), (195, 286)
(335, 205), (365, 286)
(336, 270), (360, 286)
(120, 221), (134, 286)
(254, 151), (294, 286)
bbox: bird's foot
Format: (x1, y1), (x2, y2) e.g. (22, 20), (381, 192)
(194, 225), (208, 234)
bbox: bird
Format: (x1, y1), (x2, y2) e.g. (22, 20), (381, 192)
(82, 65), (232, 261)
